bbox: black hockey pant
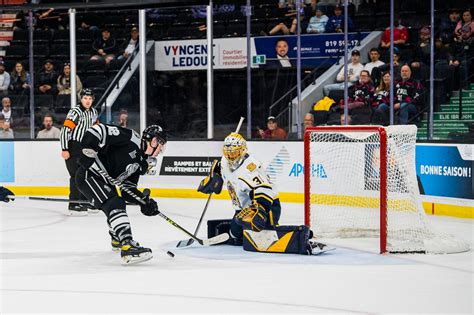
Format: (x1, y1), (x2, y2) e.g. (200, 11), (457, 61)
(76, 167), (133, 242)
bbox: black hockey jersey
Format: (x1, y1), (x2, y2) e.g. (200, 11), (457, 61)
(80, 123), (149, 201)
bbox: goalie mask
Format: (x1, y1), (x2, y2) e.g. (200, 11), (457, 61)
(141, 125), (167, 156)
(223, 132), (247, 171)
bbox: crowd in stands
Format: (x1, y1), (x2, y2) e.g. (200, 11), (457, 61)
(0, 1), (473, 140)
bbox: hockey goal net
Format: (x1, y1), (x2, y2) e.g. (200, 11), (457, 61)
(304, 125), (469, 254)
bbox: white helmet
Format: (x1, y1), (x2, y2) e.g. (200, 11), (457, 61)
(223, 132), (247, 170)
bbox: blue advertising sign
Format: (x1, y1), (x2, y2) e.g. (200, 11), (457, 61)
(254, 32), (369, 67)
(0, 142), (15, 182)
(416, 145), (473, 199)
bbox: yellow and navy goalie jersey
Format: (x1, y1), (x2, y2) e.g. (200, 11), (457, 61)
(220, 154), (278, 212)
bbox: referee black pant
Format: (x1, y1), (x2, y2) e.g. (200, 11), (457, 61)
(65, 141), (86, 208)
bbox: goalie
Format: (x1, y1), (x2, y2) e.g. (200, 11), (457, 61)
(198, 132), (332, 255)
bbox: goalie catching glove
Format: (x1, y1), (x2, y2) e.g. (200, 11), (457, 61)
(235, 202), (268, 232)
(198, 159), (223, 194)
(0, 187), (14, 202)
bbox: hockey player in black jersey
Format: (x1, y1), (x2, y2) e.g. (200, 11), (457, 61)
(0, 186), (14, 202)
(76, 123), (166, 264)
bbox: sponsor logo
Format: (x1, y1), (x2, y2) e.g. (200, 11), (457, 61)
(160, 156), (221, 176)
(288, 163), (327, 178)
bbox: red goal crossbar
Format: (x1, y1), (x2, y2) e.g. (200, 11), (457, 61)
(304, 126), (388, 253)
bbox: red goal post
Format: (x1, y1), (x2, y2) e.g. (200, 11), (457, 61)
(304, 126), (389, 253)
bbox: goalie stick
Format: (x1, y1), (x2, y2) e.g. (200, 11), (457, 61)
(175, 117), (245, 248)
(82, 148), (229, 246)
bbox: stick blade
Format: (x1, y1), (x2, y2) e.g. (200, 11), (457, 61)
(201, 233), (230, 246)
(176, 238), (195, 248)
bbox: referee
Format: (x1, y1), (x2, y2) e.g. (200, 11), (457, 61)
(60, 89), (99, 215)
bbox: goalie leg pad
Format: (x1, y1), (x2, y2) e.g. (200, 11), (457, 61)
(243, 225), (312, 255)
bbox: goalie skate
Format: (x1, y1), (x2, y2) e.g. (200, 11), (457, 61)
(307, 239), (335, 255)
(120, 240), (153, 265)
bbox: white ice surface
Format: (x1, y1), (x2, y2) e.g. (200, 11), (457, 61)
(1, 198), (473, 314)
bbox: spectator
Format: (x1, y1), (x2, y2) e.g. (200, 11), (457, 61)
(306, 8), (329, 34)
(380, 17), (408, 48)
(78, 13), (101, 38)
(36, 59), (58, 95)
(267, 38), (293, 68)
(265, 9), (304, 36)
(0, 114), (13, 139)
(325, 5), (354, 33)
(0, 61), (10, 96)
(394, 65), (424, 124)
(454, 9), (474, 44)
(57, 63), (83, 98)
(340, 113), (351, 125)
(257, 116), (287, 140)
(372, 47), (402, 85)
(37, 113), (60, 139)
(278, 0), (295, 10)
(1, 97), (12, 125)
(363, 48), (385, 75)
(303, 112), (315, 129)
(117, 109), (128, 128)
(411, 26), (432, 80)
(9, 62), (31, 95)
(339, 70), (375, 124)
(90, 28), (117, 65)
(372, 71), (393, 125)
(323, 49), (364, 95)
(118, 27), (139, 61)
(439, 8), (461, 45)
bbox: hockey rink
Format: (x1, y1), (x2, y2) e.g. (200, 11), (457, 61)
(1, 197), (472, 314)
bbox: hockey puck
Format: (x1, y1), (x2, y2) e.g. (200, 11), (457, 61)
(167, 251), (175, 258)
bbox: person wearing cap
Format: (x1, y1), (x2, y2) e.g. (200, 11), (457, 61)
(380, 16), (408, 48)
(323, 49), (364, 96)
(306, 7), (328, 34)
(0, 61), (10, 96)
(325, 5), (354, 33)
(36, 59), (58, 95)
(118, 27), (139, 61)
(90, 28), (117, 65)
(257, 116), (287, 140)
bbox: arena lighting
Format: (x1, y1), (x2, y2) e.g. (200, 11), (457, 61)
(3, 0), (208, 11)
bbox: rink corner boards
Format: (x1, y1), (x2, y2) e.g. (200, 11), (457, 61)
(6, 186), (473, 220)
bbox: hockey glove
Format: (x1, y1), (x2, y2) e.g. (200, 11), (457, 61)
(0, 187), (14, 202)
(140, 194), (159, 216)
(197, 160), (223, 194)
(235, 202), (268, 232)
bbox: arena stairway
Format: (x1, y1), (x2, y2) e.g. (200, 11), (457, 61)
(417, 83), (474, 140)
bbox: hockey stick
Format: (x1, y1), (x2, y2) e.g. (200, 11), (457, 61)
(176, 117), (245, 248)
(176, 192), (213, 248)
(82, 149), (229, 246)
(6, 196), (90, 203)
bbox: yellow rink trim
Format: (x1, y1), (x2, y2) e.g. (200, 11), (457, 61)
(7, 186), (473, 219)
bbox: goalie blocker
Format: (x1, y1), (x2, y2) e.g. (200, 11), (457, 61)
(208, 219), (322, 255)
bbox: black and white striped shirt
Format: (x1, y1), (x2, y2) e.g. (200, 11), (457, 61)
(60, 105), (99, 150)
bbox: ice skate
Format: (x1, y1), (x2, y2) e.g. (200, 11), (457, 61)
(68, 204), (88, 216)
(111, 237), (121, 252)
(307, 239), (335, 255)
(120, 239), (153, 264)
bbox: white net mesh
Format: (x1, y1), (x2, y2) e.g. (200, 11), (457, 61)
(307, 125), (469, 254)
